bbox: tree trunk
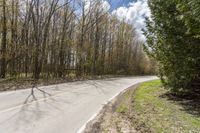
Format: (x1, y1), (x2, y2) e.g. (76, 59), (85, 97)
(1, 0), (7, 78)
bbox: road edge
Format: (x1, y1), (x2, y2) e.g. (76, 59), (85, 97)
(76, 78), (157, 133)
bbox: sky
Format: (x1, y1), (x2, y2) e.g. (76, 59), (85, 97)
(109, 0), (133, 10)
(109, 0), (150, 41)
(73, 0), (150, 41)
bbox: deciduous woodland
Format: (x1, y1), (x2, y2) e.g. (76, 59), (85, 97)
(0, 0), (155, 80)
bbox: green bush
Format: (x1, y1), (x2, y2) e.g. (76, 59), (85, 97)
(144, 0), (200, 93)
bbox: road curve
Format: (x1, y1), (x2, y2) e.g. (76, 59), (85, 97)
(0, 76), (157, 133)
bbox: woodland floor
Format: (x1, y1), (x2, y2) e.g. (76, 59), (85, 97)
(84, 80), (200, 133)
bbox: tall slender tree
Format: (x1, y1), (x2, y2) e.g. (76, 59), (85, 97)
(1, 0), (7, 78)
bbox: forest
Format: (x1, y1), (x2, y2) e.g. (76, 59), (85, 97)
(0, 0), (155, 81)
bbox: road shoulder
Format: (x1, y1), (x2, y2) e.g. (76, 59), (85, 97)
(83, 84), (142, 133)
(84, 80), (200, 133)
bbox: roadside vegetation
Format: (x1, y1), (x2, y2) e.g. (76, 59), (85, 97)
(85, 80), (200, 133)
(134, 1), (200, 131)
(145, 0), (200, 94)
(133, 80), (200, 132)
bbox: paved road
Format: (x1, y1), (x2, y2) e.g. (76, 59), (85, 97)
(0, 76), (157, 133)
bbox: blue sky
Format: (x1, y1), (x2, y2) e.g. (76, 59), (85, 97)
(109, 0), (134, 10)
(72, 0), (150, 41)
(110, 0), (150, 40)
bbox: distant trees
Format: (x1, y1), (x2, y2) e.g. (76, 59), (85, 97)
(0, 0), (154, 80)
(145, 0), (200, 93)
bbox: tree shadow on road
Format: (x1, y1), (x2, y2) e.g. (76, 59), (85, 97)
(0, 81), (71, 131)
(23, 81), (52, 104)
(84, 80), (108, 95)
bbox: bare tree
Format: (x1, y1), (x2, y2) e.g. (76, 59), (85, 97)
(0, 0), (155, 81)
(0, 0), (7, 78)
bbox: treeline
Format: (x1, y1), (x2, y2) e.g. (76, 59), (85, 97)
(145, 0), (200, 93)
(0, 0), (155, 80)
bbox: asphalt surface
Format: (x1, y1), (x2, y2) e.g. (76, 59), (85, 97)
(0, 76), (157, 133)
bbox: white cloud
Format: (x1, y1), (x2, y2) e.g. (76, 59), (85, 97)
(112, 0), (151, 41)
(83, 0), (110, 12)
(102, 0), (111, 11)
